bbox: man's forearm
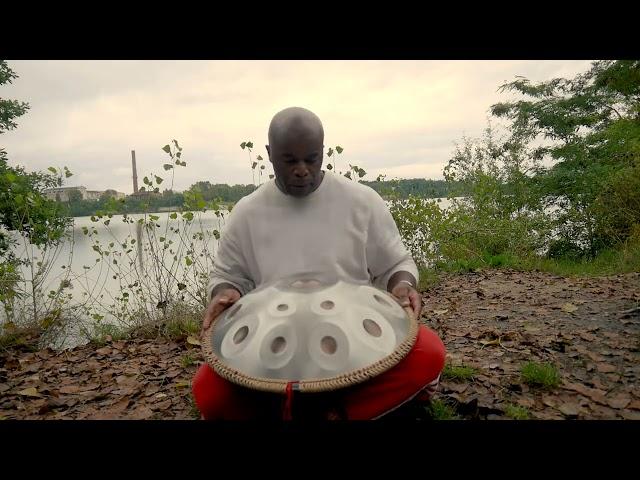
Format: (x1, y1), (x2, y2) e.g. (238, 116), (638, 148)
(387, 271), (417, 292)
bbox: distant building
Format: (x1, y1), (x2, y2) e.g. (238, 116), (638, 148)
(101, 189), (126, 200)
(128, 190), (161, 199)
(43, 186), (126, 202)
(85, 190), (103, 200)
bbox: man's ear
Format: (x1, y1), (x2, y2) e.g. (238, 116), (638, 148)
(265, 145), (272, 163)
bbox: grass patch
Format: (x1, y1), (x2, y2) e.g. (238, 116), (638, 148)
(133, 304), (202, 341)
(424, 239), (640, 279)
(90, 323), (130, 346)
(521, 361), (560, 389)
(418, 267), (442, 291)
(520, 244), (640, 277)
(425, 398), (459, 420)
(180, 352), (197, 368)
(504, 404), (530, 420)
(0, 324), (40, 352)
(442, 364), (477, 382)
(161, 314), (200, 339)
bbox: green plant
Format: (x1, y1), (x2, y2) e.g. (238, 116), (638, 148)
(521, 361), (560, 389)
(442, 364), (478, 381)
(180, 352), (196, 368)
(504, 404), (530, 420)
(425, 398), (459, 420)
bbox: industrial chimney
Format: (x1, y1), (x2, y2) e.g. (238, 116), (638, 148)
(131, 150), (139, 194)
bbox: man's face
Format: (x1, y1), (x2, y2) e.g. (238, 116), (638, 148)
(267, 134), (324, 197)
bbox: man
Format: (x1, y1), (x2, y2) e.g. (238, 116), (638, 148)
(192, 107), (446, 420)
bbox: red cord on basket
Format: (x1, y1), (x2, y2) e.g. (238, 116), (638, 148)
(282, 381), (298, 420)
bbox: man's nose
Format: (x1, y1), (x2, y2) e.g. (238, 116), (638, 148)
(293, 164), (309, 177)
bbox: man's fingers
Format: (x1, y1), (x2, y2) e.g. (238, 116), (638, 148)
(392, 293), (410, 308)
(410, 291), (421, 315)
(202, 291), (240, 333)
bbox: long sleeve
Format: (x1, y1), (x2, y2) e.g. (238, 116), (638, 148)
(365, 191), (419, 291)
(206, 205), (255, 299)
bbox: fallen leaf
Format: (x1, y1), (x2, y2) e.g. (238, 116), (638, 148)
(597, 363), (617, 373)
(112, 387), (139, 397)
(621, 411), (640, 420)
(433, 309), (448, 315)
(627, 400), (640, 411)
(533, 410), (565, 420)
(447, 383), (468, 394)
(115, 375), (139, 387)
(561, 303), (578, 313)
(186, 336), (201, 346)
(174, 381), (190, 389)
(153, 399), (172, 411)
(25, 362), (43, 373)
(0, 384), (11, 394)
(59, 385), (81, 394)
(18, 387), (42, 398)
(591, 378), (609, 391)
(130, 406), (154, 420)
(447, 330), (470, 337)
(95, 347), (112, 355)
(79, 383), (100, 393)
(558, 403), (579, 417)
(585, 351), (605, 362)
(108, 398), (131, 413)
(86, 360), (101, 370)
(516, 396), (535, 408)
(155, 393), (168, 399)
(606, 395), (631, 410)
(579, 332), (597, 342)
(144, 385), (162, 397)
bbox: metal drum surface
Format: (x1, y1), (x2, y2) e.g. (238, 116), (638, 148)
(202, 275), (419, 393)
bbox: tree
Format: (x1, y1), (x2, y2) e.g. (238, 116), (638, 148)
(0, 61), (70, 254)
(1, 61), (73, 325)
(490, 60), (640, 256)
(0, 61), (29, 134)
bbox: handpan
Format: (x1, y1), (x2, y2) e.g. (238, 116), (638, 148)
(201, 274), (419, 393)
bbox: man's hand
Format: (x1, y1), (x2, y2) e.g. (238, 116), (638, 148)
(390, 282), (422, 319)
(201, 288), (241, 336)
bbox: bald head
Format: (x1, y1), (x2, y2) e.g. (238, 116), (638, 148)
(268, 107), (324, 146)
(266, 107), (325, 198)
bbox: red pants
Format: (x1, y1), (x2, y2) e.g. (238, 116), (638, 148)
(192, 325), (446, 420)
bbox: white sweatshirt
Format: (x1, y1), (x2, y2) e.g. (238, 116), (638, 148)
(207, 172), (418, 298)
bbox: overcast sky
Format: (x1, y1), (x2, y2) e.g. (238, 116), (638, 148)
(1, 60), (593, 194)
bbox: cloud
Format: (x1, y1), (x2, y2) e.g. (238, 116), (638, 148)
(1, 60), (594, 192)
